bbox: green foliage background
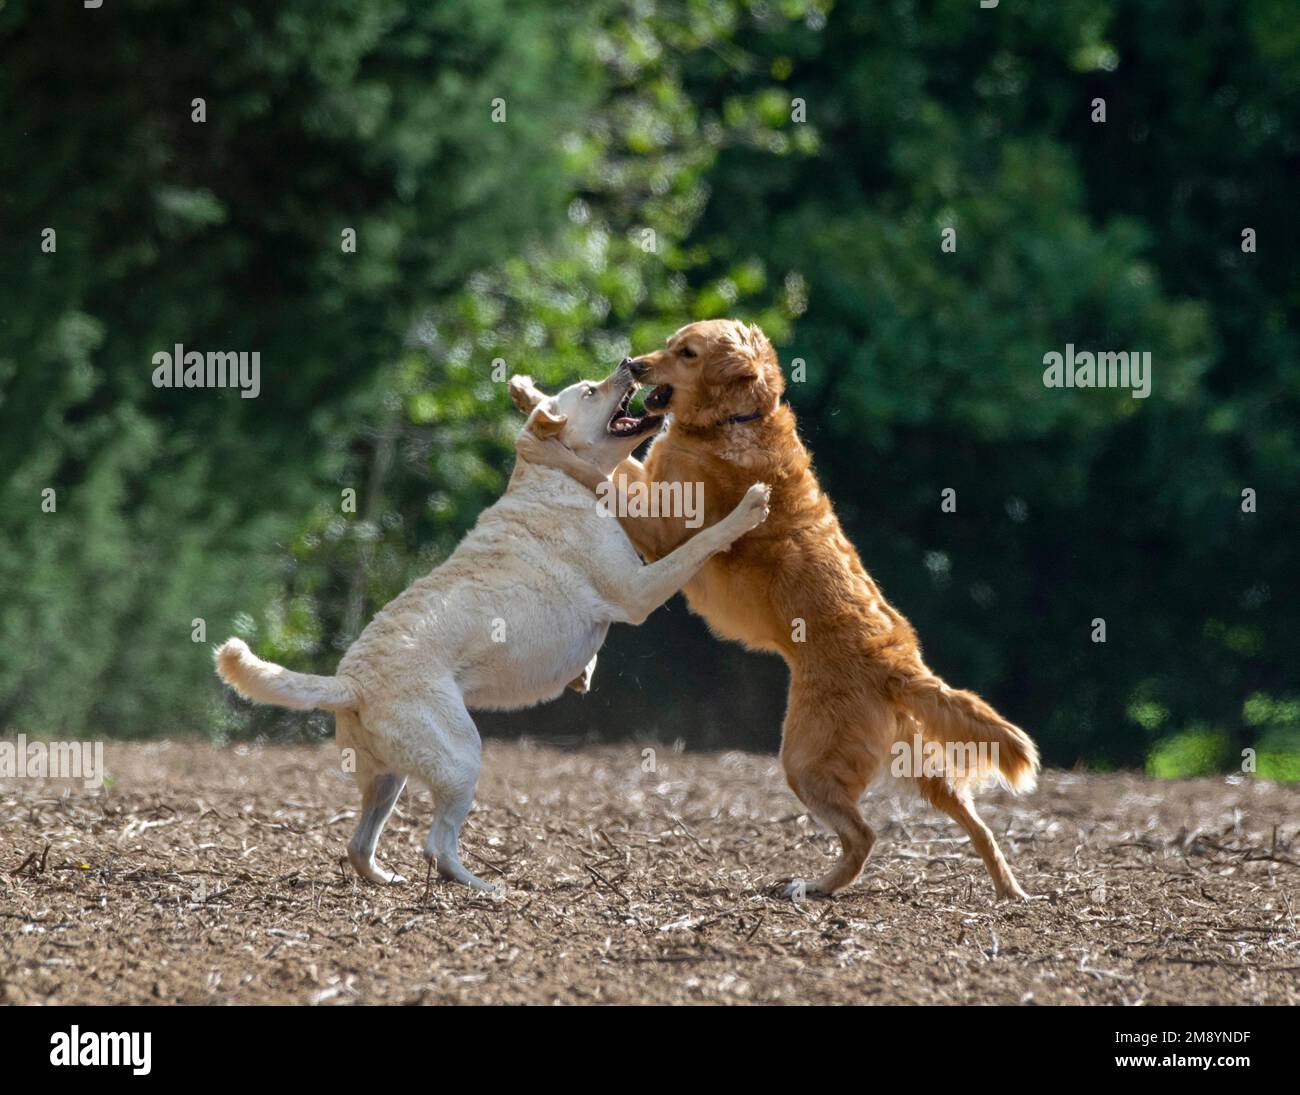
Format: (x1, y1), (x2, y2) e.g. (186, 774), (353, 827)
(1, 0), (1296, 777)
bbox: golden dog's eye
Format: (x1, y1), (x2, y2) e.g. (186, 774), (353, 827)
(679, 346), (697, 359)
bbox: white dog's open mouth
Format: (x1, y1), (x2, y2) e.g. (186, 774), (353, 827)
(607, 386), (665, 438)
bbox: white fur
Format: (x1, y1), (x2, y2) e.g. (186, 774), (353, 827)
(216, 367), (769, 891)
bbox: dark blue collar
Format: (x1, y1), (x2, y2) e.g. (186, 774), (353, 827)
(725, 410), (764, 425)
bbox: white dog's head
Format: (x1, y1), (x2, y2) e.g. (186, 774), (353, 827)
(509, 362), (664, 474)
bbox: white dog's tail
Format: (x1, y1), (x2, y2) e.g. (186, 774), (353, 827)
(214, 638), (357, 711)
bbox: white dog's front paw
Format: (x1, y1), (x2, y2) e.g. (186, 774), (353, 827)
(732, 482), (771, 534)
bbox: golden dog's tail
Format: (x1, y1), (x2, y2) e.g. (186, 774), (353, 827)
(896, 670), (1039, 792)
(214, 638), (357, 711)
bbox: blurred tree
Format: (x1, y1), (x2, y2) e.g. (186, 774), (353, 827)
(651, 0), (1298, 769)
(0, 0), (595, 733)
(261, 0), (803, 741)
(1, 0), (1295, 778)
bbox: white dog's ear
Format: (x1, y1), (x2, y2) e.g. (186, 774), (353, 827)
(527, 404), (568, 439)
(509, 375), (546, 414)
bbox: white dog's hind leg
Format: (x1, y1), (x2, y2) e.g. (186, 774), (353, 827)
(347, 772), (407, 884)
(424, 782), (497, 893)
(338, 708), (407, 884)
(385, 684), (499, 894)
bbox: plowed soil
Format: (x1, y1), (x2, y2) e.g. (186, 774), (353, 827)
(2, 741), (1297, 1005)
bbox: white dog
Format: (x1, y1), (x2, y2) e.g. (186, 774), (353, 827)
(216, 364), (770, 891)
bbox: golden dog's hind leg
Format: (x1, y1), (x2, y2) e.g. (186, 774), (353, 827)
(918, 776), (1028, 900)
(780, 694), (883, 899)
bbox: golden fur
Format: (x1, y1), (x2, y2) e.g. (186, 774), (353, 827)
(613, 319), (1039, 899)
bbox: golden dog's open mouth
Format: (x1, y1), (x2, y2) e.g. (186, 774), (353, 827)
(644, 383), (673, 413)
(607, 386), (665, 438)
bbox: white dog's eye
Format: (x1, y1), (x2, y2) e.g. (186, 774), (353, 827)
(583, 387), (595, 398)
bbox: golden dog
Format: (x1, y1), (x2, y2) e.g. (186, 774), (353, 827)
(527, 320), (1038, 899)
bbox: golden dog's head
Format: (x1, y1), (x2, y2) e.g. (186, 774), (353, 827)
(628, 319), (784, 429)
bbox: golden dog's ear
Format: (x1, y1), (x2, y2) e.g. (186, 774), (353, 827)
(746, 323), (774, 353)
(527, 404), (568, 439)
(509, 375), (546, 414)
(717, 323), (776, 382)
(715, 336), (761, 382)
(718, 355), (758, 382)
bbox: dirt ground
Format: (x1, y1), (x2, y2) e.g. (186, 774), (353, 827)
(1, 740), (1297, 1005)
